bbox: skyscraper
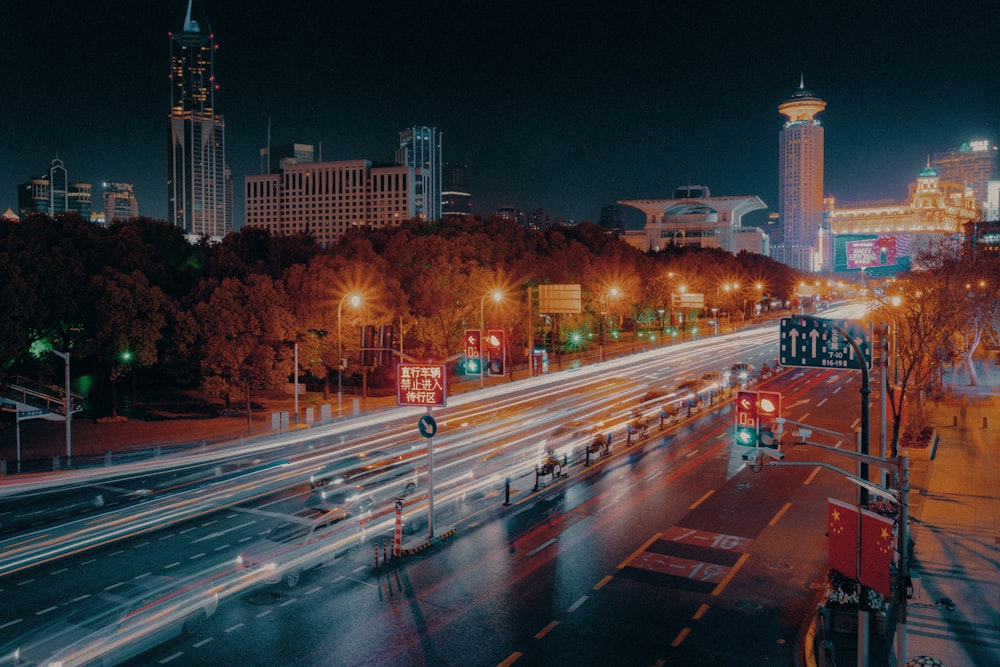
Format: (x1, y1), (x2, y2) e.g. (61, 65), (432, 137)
(167, 0), (231, 238)
(103, 182), (139, 222)
(931, 140), (998, 211)
(442, 163), (472, 217)
(18, 158), (91, 219)
(396, 126), (442, 220)
(778, 79), (826, 271)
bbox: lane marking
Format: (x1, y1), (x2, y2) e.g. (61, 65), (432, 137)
(193, 637), (214, 648)
(224, 623), (245, 633)
(769, 502), (792, 527)
(497, 652), (523, 667)
(36, 606), (58, 615)
(804, 466), (822, 485)
(689, 490), (714, 510)
(593, 575), (613, 590)
(256, 609), (272, 618)
(693, 603), (709, 620)
(534, 620), (558, 639)
(567, 595), (588, 612)
(671, 627), (691, 647)
(618, 532), (662, 569)
(527, 538), (556, 556)
(164, 562), (181, 569)
(158, 651), (184, 664)
(0, 618), (23, 629)
(710, 552), (750, 596)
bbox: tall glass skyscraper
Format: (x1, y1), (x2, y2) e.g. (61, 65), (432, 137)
(167, 0), (231, 238)
(778, 80), (826, 271)
(396, 126), (442, 220)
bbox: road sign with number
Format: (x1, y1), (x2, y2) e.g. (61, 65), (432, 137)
(779, 317), (872, 370)
(396, 363), (448, 407)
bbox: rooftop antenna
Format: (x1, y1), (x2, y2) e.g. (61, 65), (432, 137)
(799, 73), (805, 90)
(265, 117), (271, 174)
(318, 141), (322, 162)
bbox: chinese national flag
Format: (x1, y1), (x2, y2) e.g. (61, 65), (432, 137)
(827, 498), (858, 578)
(860, 508), (895, 596)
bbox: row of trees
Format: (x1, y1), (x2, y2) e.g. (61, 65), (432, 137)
(0, 214), (801, 417)
(4, 213), (995, 429)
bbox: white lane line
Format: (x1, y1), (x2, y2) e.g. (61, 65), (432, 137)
(0, 618), (23, 629)
(49, 568), (69, 576)
(189, 552), (206, 560)
(193, 520), (257, 544)
(164, 562), (182, 569)
(303, 586), (323, 596)
(193, 637), (214, 648)
(17, 579), (35, 586)
(256, 609), (272, 618)
(80, 558), (98, 566)
(224, 623), (245, 633)
(567, 595), (589, 613)
(158, 651), (184, 664)
(36, 606), (59, 616)
(528, 538), (557, 556)
(280, 598), (297, 607)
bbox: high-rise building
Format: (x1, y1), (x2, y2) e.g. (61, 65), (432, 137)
(442, 163), (472, 217)
(931, 140), (998, 211)
(17, 158), (91, 219)
(167, 0), (231, 239)
(260, 143), (315, 175)
(245, 158), (427, 248)
(103, 182), (139, 222)
(396, 126), (441, 220)
(777, 79), (826, 271)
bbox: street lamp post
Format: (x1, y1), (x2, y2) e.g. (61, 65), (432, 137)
(337, 293), (362, 415)
(598, 286), (620, 362)
(50, 350), (71, 466)
(480, 289), (503, 387)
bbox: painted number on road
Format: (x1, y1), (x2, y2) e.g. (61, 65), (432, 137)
(662, 526), (753, 552)
(632, 551), (728, 582)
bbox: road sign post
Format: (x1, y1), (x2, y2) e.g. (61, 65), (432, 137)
(779, 317), (872, 370)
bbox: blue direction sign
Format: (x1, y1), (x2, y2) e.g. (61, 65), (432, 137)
(779, 316), (872, 370)
(417, 414), (438, 438)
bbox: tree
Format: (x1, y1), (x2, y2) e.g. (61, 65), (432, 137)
(82, 269), (170, 417)
(193, 275), (295, 433)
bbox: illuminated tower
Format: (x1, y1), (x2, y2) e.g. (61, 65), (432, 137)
(778, 79), (826, 270)
(167, 0), (231, 238)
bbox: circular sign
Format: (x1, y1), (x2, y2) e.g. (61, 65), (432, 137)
(417, 415), (437, 438)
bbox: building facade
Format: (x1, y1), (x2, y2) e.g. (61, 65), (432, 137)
(167, 0), (231, 239)
(618, 185), (768, 254)
(103, 182), (139, 222)
(18, 158), (91, 219)
(931, 140), (998, 211)
(244, 159), (426, 247)
(442, 163), (472, 217)
(396, 126), (441, 220)
(777, 80), (826, 271)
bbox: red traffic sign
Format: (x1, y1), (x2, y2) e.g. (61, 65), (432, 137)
(396, 363), (448, 407)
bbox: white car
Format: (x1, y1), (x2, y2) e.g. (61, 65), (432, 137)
(13, 575), (218, 667)
(236, 507), (366, 588)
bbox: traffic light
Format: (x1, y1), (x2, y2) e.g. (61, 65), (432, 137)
(464, 329), (482, 375)
(734, 390), (759, 447)
(361, 325), (376, 367)
(378, 325), (395, 367)
(756, 390), (781, 446)
(487, 329), (505, 375)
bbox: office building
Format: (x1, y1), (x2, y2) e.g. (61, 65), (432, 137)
(245, 158), (427, 247)
(777, 79), (826, 271)
(18, 158), (91, 219)
(167, 0), (232, 239)
(396, 126), (441, 220)
(103, 182), (139, 222)
(931, 140), (998, 212)
(260, 143), (315, 174)
(442, 163), (472, 217)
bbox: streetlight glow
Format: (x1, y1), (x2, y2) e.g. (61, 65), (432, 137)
(337, 292), (363, 414)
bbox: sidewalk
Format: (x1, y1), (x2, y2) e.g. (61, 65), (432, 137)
(902, 364), (1000, 666)
(809, 362), (1000, 666)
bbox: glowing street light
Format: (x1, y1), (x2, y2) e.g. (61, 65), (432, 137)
(337, 293), (362, 414)
(480, 289), (504, 386)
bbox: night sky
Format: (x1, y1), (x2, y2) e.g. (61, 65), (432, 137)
(2, 0), (997, 229)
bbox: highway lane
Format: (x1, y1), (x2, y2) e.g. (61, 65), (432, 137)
(114, 363), (874, 666)
(5, 320), (859, 664)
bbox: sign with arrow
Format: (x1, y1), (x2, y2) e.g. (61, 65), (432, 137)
(779, 317), (872, 370)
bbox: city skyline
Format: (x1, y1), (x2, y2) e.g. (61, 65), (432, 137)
(2, 1), (997, 228)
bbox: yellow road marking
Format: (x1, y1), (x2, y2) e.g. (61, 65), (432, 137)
(711, 552), (750, 596)
(688, 489), (714, 510)
(769, 502), (792, 527)
(670, 627), (691, 647)
(618, 532), (662, 569)
(534, 620), (558, 639)
(593, 575), (613, 590)
(693, 603), (710, 620)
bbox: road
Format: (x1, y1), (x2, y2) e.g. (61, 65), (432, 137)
(0, 309), (880, 665)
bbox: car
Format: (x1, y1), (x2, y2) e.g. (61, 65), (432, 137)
(673, 378), (713, 408)
(13, 575), (218, 667)
(730, 363), (757, 386)
(311, 456), (420, 508)
(700, 370), (732, 393)
(236, 507), (367, 588)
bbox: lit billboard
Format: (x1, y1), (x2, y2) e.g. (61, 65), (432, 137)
(834, 234), (911, 275)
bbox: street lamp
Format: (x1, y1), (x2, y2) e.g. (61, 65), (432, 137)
(337, 293), (362, 414)
(480, 289), (503, 386)
(50, 350), (72, 466)
(599, 286), (620, 361)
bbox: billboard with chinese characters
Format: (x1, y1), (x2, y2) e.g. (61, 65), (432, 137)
(396, 363), (448, 407)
